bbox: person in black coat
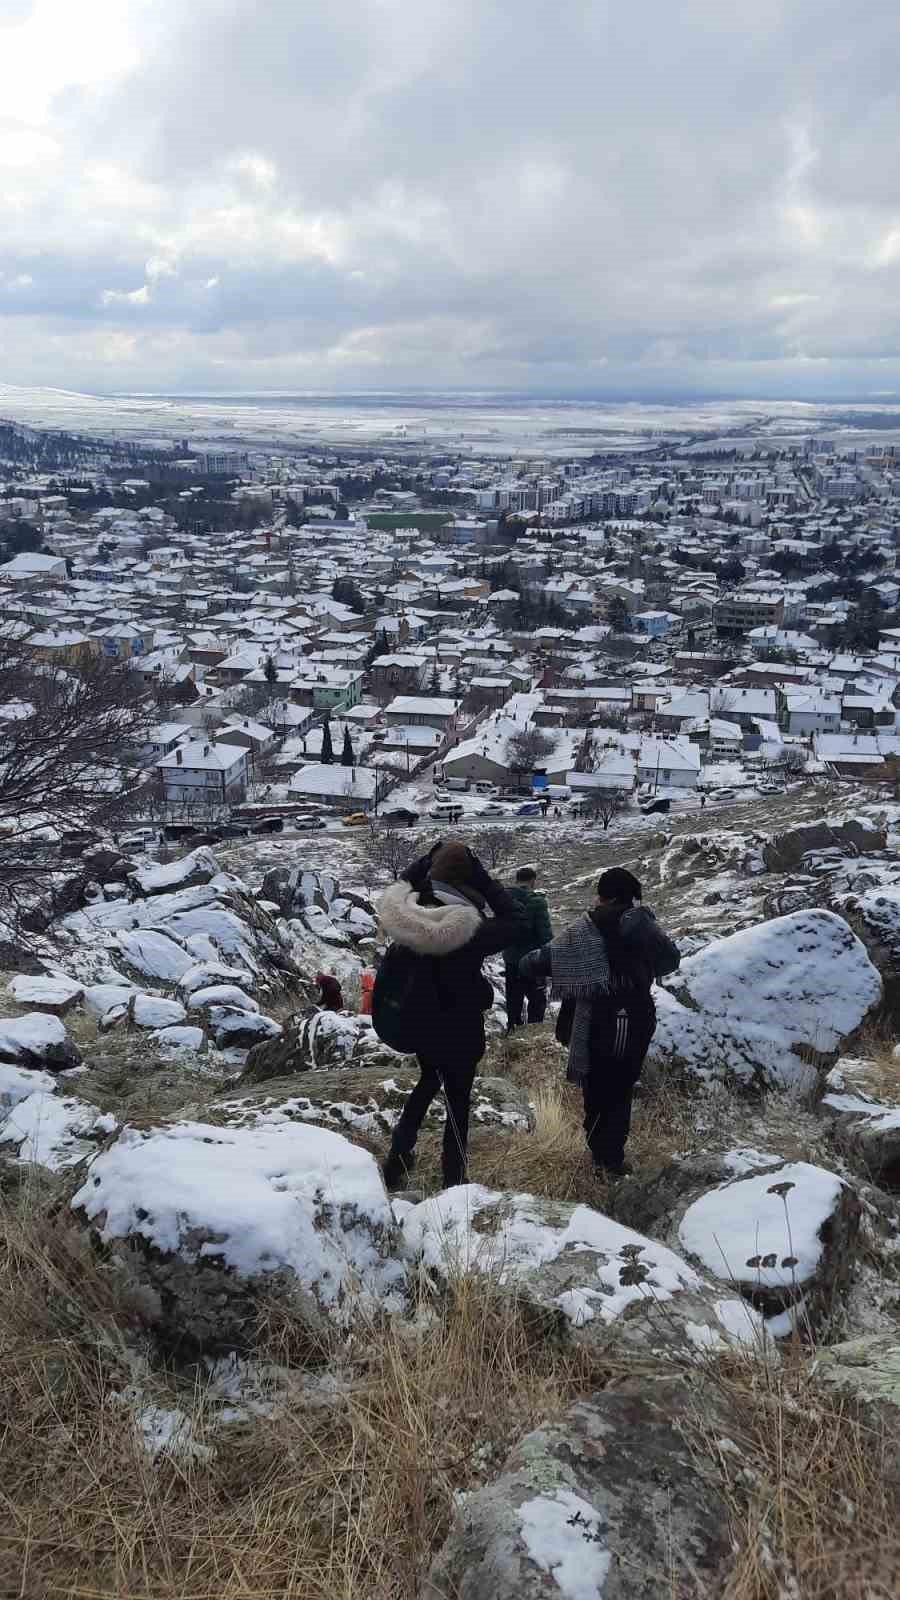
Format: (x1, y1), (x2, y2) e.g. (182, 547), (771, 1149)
(521, 867), (679, 1177)
(376, 838), (521, 1189)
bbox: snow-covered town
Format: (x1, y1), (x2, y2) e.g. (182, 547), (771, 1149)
(0, 399), (898, 1597)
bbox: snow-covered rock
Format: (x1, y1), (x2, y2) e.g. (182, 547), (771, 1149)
(426, 1380), (732, 1600)
(152, 1025), (207, 1054)
(297, 906), (350, 946)
(677, 1160), (860, 1333)
(129, 847), (219, 897)
(260, 866), (339, 918)
(84, 981), (137, 1018)
(178, 962), (256, 997)
(72, 1120), (405, 1352)
(0, 1012), (81, 1072)
(763, 818), (886, 871)
(819, 1065), (900, 1186)
(0, 1062), (56, 1110)
(8, 974), (84, 1015)
(814, 1331), (900, 1416)
(401, 1186), (765, 1354)
(241, 1009), (407, 1082)
(650, 910), (881, 1092)
(130, 993), (188, 1030)
(213, 1011), (282, 1050)
(0, 1091), (113, 1170)
(212, 1068), (534, 1141)
(115, 929), (195, 984)
(187, 984), (259, 1014)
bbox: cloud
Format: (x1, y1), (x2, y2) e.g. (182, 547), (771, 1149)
(1, 0), (900, 394)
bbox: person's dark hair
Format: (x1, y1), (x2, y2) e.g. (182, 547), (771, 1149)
(596, 867), (642, 905)
(515, 865), (537, 883)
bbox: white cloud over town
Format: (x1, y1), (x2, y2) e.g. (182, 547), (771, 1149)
(2, 0), (900, 394)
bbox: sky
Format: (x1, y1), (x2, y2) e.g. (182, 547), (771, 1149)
(2, 0), (900, 398)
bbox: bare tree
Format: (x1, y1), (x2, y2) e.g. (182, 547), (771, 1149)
(361, 820), (425, 882)
(582, 787), (630, 830)
(475, 826), (519, 871)
(0, 634), (155, 908)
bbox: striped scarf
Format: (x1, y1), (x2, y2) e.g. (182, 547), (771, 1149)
(548, 916), (611, 1084)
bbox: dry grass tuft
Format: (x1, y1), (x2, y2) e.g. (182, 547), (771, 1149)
(683, 1352), (900, 1600)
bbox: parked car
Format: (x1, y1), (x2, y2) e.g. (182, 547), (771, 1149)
(294, 815), (327, 831)
(479, 801), (509, 816)
(341, 812), (369, 827)
(516, 801), (542, 817)
(380, 807), (420, 826)
(472, 781), (498, 796)
(640, 797), (671, 816)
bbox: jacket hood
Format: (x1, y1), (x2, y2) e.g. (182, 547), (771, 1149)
(378, 880), (481, 956)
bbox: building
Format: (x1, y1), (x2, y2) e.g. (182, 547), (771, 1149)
(713, 593), (785, 637)
(0, 552), (67, 588)
(290, 667), (364, 714)
(384, 695), (459, 732)
(156, 741), (249, 805)
(288, 763), (381, 812)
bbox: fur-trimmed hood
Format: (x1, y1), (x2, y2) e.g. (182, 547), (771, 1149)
(378, 880), (481, 956)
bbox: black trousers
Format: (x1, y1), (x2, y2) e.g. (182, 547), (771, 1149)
(390, 1053), (478, 1186)
(582, 1001), (656, 1168)
(505, 970), (547, 1029)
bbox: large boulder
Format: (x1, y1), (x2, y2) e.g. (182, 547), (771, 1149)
(763, 818), (886, 872)
(0, 1013), (81, 1072)
(650, 910), (881, 1092)
(401, 1186), (765, 1354)
(8, 973), (85, 1015)
(128, 847), (219, 898)
(212, 1010), (282, 1051)
(212, 1068), (534, 1140)
(676, 1160), (860, 1333)
(425, 1380), (731, 1600)
(130, 993), (188, 1030)
(71, 1120), (406, 1354)
(0, 1062), (56, 1110)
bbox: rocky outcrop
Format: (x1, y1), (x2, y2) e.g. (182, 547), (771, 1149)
(128, 847), (219, 898)
(762, 818), (886, 872)
(260, 866), (340, 918)
(426, 1379), (731, 1600)
(401, 1185), (765, 1354)
(71, 1120), (406, 1355)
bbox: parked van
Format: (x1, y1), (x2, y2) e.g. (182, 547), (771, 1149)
(443, 776), (469, 792)
(473, 781), (498, 796)
(429, 800), (465, 822)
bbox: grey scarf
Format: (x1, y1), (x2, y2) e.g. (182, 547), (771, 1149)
(548, 916), (611, 1084)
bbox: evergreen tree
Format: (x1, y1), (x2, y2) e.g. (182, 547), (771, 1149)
(320, 717), (334, 764)
(341, 726), (355, 766)
(264, 654), (277, 686)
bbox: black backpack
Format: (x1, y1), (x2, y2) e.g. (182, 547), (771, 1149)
(372, 944), (442, 1054)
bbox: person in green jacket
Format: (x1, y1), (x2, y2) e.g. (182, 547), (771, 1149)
(503, 865), (553, 1031)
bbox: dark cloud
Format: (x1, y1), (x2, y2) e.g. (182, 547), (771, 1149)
(2, 0), (900, 391)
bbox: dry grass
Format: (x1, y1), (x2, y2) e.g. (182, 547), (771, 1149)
(0, 1182), (599, 1600)
(682, 1352), (900, 1600)
(841, 1021), (900, 1103)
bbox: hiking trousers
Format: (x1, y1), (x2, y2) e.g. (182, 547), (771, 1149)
(390, 1052), (479, 1186)
(582, 1000), (656, 1168)
(505, 970), (547, 1029)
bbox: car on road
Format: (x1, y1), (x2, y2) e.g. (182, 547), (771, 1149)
(294, 814), (327, 831)
(341, 812), (370, 827)
(516, 801), (542, 816)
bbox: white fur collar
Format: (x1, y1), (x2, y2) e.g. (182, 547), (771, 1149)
(378, 880), (481, 956)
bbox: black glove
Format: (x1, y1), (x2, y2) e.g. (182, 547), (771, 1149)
(403, 838), (442, 890)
